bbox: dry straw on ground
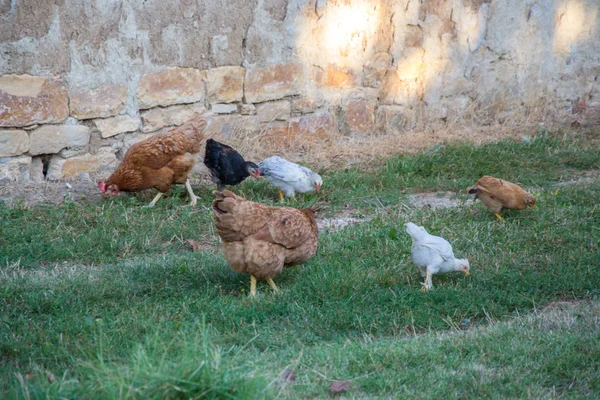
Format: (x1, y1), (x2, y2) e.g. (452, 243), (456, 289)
(0, 121), (578, 206)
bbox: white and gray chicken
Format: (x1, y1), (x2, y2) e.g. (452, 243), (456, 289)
(405, 222), (470, 291)
(258, 156), (323, 201)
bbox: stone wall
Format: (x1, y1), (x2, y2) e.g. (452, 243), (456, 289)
(1, 0), (599, 182)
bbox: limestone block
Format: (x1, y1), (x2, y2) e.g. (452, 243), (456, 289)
(292, 93), (325, 114)
(0, 155), (31, 182)
(240, 103), (256, 115)
(94, 115), (140, 138)
(290, 113), (338, 138)
(211, 104), (238, 114)
(29, 124), (90, 156)
(141, 103), (207, 132)
(262, 112), (337, 145)
(363, 53), (392, 88)
(343, 99), (376, 134)
(204, 115), (259, 139)
(244, 63), (303, 103)
(0, 129), (30, 156)
(381, 67), (424, 106)
(442, 77), (473, 97)
(30, 156), (45, 182)
(137, 67), (205, 109)
(376, 105), (416, 134)
(46, 152), (118, 181)
(70, 84), (128, 119)
(0, 75), (69, 127)
(203, 66), (244, 103)
(256, 100), (291, 122)
(321, 64), (360, 88)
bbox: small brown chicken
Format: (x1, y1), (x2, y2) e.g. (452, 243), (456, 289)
(212, 190), (319, 296)
(98, 113), (211, 207)
(467, 176), (536, 221)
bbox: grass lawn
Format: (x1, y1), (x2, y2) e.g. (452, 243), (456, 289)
(1, 131), (599, 398)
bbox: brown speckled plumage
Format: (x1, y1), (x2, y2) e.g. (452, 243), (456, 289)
(105, 115), (208, 193)
(212, 190), (319, 281)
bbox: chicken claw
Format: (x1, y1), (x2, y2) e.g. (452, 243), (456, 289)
(146, 192), (164, 208)
(185, 180), (199, 206)
(494, 213), (504, 221)
(279, 190), (285, 202)
(250, 275), (257, 297)
(421, 271), (432, 292)
(266, 278), (279, 292)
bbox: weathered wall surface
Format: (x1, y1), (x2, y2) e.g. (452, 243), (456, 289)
(0, 0), (599, 181)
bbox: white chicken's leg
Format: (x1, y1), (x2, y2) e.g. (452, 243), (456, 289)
(185, 180), (199, 206)
(278, 190), (285, 202)
(266, 278), (279, 292)
(147, 192), (164, 208)
(250, 274), (257, 296)
(421, 270), (433, 292)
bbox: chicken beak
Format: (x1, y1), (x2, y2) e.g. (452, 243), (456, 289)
(316, 183), (321, 193)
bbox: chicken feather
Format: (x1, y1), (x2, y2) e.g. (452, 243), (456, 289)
(467, 176), (536, 220)
(406, 222), (470, 292)
(258, 156), (322, 200)
(213, 190), (319, 296)
(98, 114), (211, 207)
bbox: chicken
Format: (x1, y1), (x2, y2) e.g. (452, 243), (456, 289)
(98, 114), (210, 207)
(212, 190), (319, 296)
(467, 176), (536, 221)
(405, 222), (470, 292)
(203, 138), (260, 190)
(258, 156), (322, 201)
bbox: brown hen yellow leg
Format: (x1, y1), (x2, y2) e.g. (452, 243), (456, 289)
(185, 180), (199, 206)
(250, 274), (257, 297)
(266, 278), (279, 292)
(146, 192), (164, 208)
(495, 213), (504, 221)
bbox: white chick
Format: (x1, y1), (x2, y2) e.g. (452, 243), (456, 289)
(405, 222), (470, 292)
(258, 156), (323, 201)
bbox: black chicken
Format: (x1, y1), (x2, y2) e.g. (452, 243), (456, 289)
(204, 138), (260, 190)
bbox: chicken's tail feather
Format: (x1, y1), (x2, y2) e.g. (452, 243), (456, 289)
(405, 222), (427, 241)
(212, 190), (243, 215)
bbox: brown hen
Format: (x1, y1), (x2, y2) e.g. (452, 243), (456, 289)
(467, 176), (536, 221)
(98, 113), (211, 207)
(212, 190), (319, 296)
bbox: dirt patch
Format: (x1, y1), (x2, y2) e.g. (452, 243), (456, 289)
(407, 192), (464, 210)
(0, 180), (104, 206)
(0, 174), (214, 207)
(317, 216), (373, 232)
(554, 169), (600, 186)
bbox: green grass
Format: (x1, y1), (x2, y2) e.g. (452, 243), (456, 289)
(1, 132), (599, 398)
